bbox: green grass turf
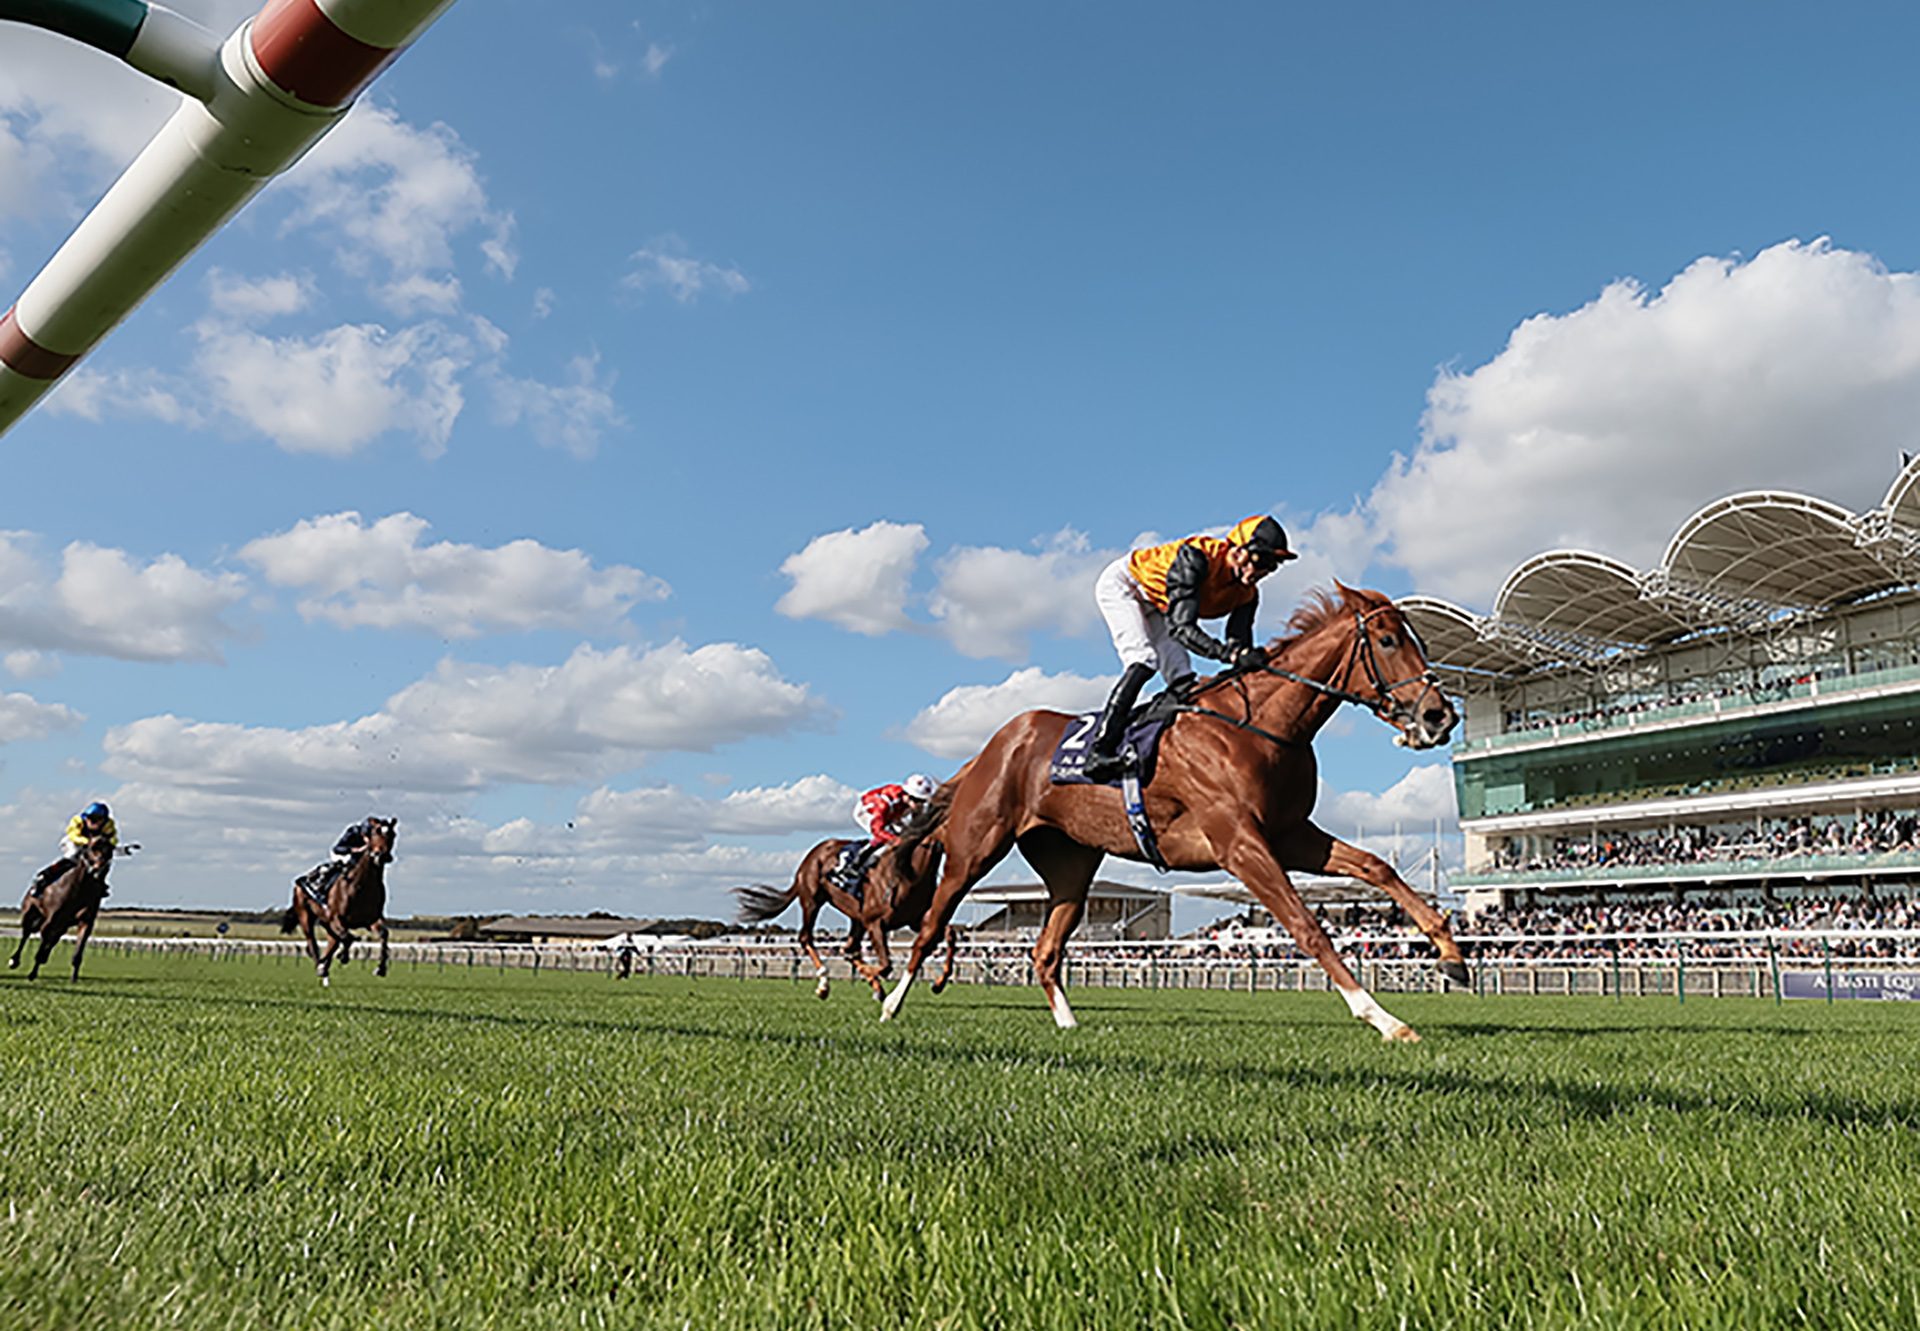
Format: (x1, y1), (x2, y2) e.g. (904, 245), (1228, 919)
(2, 951), (1918, 1330)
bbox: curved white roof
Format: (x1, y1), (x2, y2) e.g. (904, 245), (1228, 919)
(1661, 491), (1897, 612)
(1401, 465), (1920, 682)
(1882, 453), (1920, 530)
(1398, 596), (1540, 681)
(1494, 550), (1692, 647)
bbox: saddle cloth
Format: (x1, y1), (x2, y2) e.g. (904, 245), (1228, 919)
(1048, 692), (1180, 788)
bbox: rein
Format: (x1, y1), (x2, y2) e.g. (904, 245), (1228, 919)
(1176, 606), (1441, 748)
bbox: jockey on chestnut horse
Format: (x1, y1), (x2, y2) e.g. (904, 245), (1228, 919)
(734, 823), (960, 1001)
(881, 557), (1469, 1042)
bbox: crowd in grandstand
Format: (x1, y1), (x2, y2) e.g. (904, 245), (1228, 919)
(1180, 889), (1920, 963)
(1499, 675), (1814, 738)
(1487, 810), (1920, 875)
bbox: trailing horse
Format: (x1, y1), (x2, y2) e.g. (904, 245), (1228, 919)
(733, 834), (958, 999)
(10, 837), (119, 981)
(880, 584), (1470, 1041)
(280, 817), (396, 987)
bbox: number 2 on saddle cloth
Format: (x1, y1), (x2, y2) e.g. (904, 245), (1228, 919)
(1048, 695), (1179, 872)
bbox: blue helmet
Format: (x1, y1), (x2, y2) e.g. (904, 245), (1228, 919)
(83, 802), (109, 821)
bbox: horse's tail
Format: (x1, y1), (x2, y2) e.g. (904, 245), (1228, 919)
(279, 894), (299, 934)
(733, 882), (797, 925)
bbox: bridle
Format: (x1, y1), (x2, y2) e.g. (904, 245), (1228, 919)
(1177, 606), (1448, 747)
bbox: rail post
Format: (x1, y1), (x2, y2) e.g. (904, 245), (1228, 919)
(1822, 935), (1834, 1003)
(1768, 935), (1780, 1005)
(1676, 939), (1685, 1005)
(1610, 939), (1621, 1001)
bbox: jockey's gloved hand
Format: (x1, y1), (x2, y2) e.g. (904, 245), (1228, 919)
(1232, 645), (1267, 671)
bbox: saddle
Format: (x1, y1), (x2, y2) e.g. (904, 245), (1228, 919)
(1048, 689), (1184, 872)
(829, 844), (871, 899)
(297, 856), (351, 907)
(1048, 688), (1182, 788)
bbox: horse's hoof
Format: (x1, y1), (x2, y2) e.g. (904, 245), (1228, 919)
(930, 979), (948, 995)
(871, 988), (885, 1001)
(1384, 1025), (1422, 1044)
(6, 957), (15, 970)
(1440, 960), (1470, 988)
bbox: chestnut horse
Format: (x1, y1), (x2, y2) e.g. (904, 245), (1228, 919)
(734, 835), (959, 999)
(280, 817), (396, 987)
(9, 837), (118, 980)
(881, 585), (1469, 1042)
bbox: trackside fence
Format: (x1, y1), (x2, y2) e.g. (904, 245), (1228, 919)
(63, 929), (1920, 1001)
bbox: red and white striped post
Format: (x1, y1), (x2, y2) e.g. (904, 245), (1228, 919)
(0, 0), (462, 440)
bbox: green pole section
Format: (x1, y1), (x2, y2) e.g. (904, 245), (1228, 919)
(0, 0), (149, 57)
(1768, 935), (1781, 1006)
(1676, 939), (1685, 1005)
(1611, 939), (1621, 1001)
(1822, 936), (1834, 1004)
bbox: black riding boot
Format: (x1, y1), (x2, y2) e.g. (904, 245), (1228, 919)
(1082, 663), (1155, 783)
(836, 842), (877, 899)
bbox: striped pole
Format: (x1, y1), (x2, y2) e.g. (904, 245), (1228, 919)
(0, 0), (462, 441)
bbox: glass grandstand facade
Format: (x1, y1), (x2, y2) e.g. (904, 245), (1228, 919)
(1404, 458), (1920, 912)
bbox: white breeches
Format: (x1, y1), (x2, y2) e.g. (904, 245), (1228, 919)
(1093, 557), (1191, 680)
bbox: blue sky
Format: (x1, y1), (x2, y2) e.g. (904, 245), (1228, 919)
(5, 1), (1920, 919)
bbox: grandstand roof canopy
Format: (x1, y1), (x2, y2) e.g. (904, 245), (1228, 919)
(1405, 457), (1920, 684)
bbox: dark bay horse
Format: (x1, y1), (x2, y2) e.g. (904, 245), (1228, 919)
(280, 817), (396, 987)
(734, 835), (959, 999)
(881, 585), (1469, 1041)
(10, 837), (117, 980)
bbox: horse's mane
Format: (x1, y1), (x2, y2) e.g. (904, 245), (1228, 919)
(1266, 584), (1392, 656)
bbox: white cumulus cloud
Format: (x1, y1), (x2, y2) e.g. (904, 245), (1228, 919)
(0, 533), (246, 663)
(239, 511), (668, 637)
(0, 691), (82, 744)
(285, 103), (517, 281)
(1370, 238), (1920, 604)
(903, 666), (1111, 759)
(103, 639), (829, 795)
(487, 352), (627, 459)
(192, 319), (471, 457)
(929, 528), (1115, 660)
(777, 521), (929, 636)
(1319, 763), (1457, 837)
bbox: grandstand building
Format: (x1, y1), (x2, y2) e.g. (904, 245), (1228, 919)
(1403, 457), (1920, 915)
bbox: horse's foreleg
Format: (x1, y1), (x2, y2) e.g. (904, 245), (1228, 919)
(931, 926), (960, 994)
(9, 912), (33, 970)
(68, 916), (95, 981)
(1278, 823), (1470, 989)
(1218, 825), (1417, 1042)
(315, 921), (345, 987)
(882, 831), (1011, 1022)
(854, 924), (890, 999)
(28, 928), (58, 981)
(373, 919), (390, 978)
